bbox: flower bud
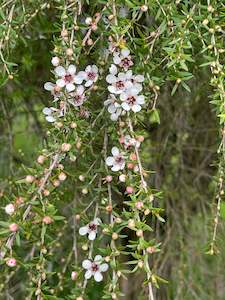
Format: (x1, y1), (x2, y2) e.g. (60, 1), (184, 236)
(51, 56), (60, 66)
(61, 29), (68, 37)
(53, 180), (60, 187)
(82, 244), (88, 251)
(66, 48), (73, 56)
(130, 153), (137, 161)
(82, 188), (88, 194)
(105, 256), (110, 262)
(71, 271), (78, 280)
(87, 38), (93, 45)
(119, 174), (126, 182)
(6, 258), (17, 267)
(37, 155), (45, 164)
(135, 201), (144, 210)
(147, 246), (156, 254)
(106, 175), (113, 182)
(75, 214), (80, 221)
(85, 17), (92, 25)
(138, 260), (144, 268)
(127, 163), (134, 169)
(128, 219), (135, 229)
(43, 189), (50, 196)
(105, 205), (113, 213)
(61, 143), (71, 152)
(5, 203), (15, 215)
(70, 122), (77, 128)
(112, 232), (118, 240)
(9, 223), (19, 232)
(141, 5), (148, 12)
(42, 216), (53, 224)
(58, 172), (67, 181)
(79, 175), (85, 181)
(136, 229), (143, 237)
(25, 175), (35, 183)
(126, 186), (134, 194)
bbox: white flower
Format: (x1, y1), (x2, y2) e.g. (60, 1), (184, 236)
(5, 204), (15, 215)
(106, 147), (125, 171)
(42, 107), (58, 123)
(104, 94), (122, 121)
(123, 135), (140, 149)
(79, 218), (101, 240)
(44, 82), (61, 101)
(82, 255), (108, 282)
(55, 65), (80, 92)
(106, 65), (133, 94)
(76, 65), (98, 87)
(68, 85), (86, 107)
(113, 48), (133, 70)
(120, 89), (145, 112)
(51, 56), (60, 66)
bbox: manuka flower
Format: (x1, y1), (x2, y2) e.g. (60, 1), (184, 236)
(54, 64), (80, 92)
(113, 48), (133, 70)
(76, 65), (98, 87)
(104, 94), (123, 121)
(44, 82), (62, 101)
(106, 64), (132, 94)
(79, 218), (101, 240)
(68, 85), (86, 107)
(120, 89), (145, 112)
(106, 147), (125, 171)
(82, 255), (108, 282)
(42, 107), (59, 123)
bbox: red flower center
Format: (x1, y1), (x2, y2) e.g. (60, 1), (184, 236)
(87, 72), (96, 80)
(64, 74), (73, 83)
(116, 81), (125, 89)
(91, 263), (99, 272)
(127, 96), (136, 105)
(89, 223), (97, 231)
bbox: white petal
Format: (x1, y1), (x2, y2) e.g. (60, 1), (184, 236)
(55, 66), (66, 77)
(108, 104), (116, 113)
(56, 79), (65, 88)
(94, 271), (103, 282)
(85, 65), (91, 72)
(91, 65), (98, 73)
(99, 263), (108, 272)
(106, 156), (114, 166)
(79, 226), (88, 236)
(111, 113), (119, 121)
(94, 255), (102, 262)
(82, 259), (92, 269)
(111, 147), (119, 156)
(68, 64), (76, 75)
(126, 70), (133, 79)
(109, 64), (118, 75)
(132, 104), (142, 112)
(108, 85), (118, 94)
(42, 107), (52, 115)
(46, 116), (55, 123)
(112, 164), (121, 172)
(137, 95), (145, 104)
(88, 231), (96, 241)
(120, 93), (127, 101)
(113, 55), (121, 65)
(135, 75), (144, 82)
(44, 82), (54, 91)
(85, 270), (92, 279)
(121, 48), (130, 57)
(106, 74), (116, 84)
(104, 99), (111, 106)
(121, 102), (131, 111)
(66, 83), (75, 92)
(85, 80), (93, 87)
(77, 85), (84, 95)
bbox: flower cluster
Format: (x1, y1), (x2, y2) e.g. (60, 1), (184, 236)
(104, 47), (145, 121)
(43, 61), (99, 122)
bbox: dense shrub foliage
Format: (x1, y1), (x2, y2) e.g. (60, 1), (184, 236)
(0, 1), (225, 299)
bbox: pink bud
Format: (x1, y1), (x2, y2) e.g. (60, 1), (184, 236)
(127, 163), (134, 169)
(106, 175), (113, 182)
(9, 223), (19, 232)
(126, 186), (134, 194)
(42, 216), (53, 224)
(135, 201), (144, 210)
(25, 175), (35, 183)
(6, 258), (17, 267)
(71, 271), (78, 280)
